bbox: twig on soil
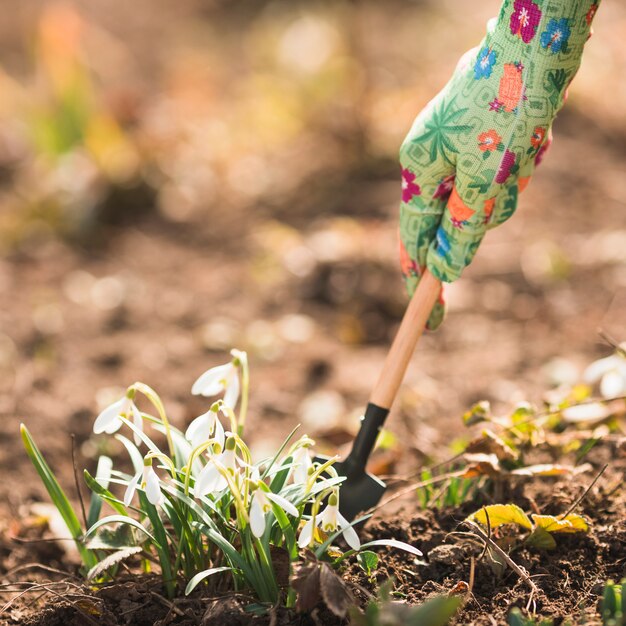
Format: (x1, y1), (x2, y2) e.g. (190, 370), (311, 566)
(149, 590), (186, 617)
(464, 520), (539, 596)
(1, 580), (100, 625)
(477, 507), (491, 562)
(562, 462), (608, 518)
(71, 433), (88, 531)
(268, 602), (279, 626)
(3, 562), (81, 582)
(37, 583), (101, 625)
(380, 451), (466, 483)
(468, 557), (475, 595)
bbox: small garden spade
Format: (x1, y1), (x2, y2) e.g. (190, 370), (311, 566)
(319, 269), (442, 521)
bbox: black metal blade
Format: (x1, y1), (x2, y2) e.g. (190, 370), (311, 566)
(312, 455), (387, 522)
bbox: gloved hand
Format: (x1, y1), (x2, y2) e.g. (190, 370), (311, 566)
(399, 0), (600, 330)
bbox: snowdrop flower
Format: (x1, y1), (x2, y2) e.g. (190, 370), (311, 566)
(298, 492), (360, 551)
(123, 459), (163, 506)
(123, 470), (141, 506)
(143, 463), (164, 506)
(192, 360), (240, 409)
(290, 445), (313, 485)
(93, 390), (143, 445)
(584, 346), (626, 398)
(195, 436), (239, 497)
(249, 483), (299, 538)
(185, 404), (226, 450)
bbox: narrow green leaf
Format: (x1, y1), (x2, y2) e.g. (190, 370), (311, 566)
(269, 501), (298, 559)
(86, 514), (158, 544)
(84, 470), (128, 516)
(360, 539), (423, 558)
(87, 456), (113, 528)
(261, 424), (300, 480)
(118, 417), (161, 455)
(137, 492), (175, 597)
(185, 566), (232, 595)
(20, 424), (97, 568)
(115, 434), (144, 473)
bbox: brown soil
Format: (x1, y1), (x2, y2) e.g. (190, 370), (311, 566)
(1, 442), (624, 626)
(1, 1), (625, 624)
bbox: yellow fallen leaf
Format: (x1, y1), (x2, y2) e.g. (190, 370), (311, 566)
(469, 504), (533, 530)
(531, 515), (574, 533)
(558, 514), (589, 533)
(532, 514), (589, 534)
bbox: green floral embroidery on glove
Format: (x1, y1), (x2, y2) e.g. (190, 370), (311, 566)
(398, 0), (600, 330)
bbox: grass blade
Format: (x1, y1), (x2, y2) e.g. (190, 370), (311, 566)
(185, 566), (232, 595)
(87, 456), (113, 528)
(20, 424), (97, 568)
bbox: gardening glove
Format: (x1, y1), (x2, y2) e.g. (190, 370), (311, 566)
(399, 0), (600, 330)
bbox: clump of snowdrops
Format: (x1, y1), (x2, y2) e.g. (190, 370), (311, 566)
(21, 349), (421, 605)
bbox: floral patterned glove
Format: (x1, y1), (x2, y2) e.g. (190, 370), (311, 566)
(399, 0), (600, 330)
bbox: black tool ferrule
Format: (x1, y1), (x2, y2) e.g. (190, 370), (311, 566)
(344, 402), (390, 474)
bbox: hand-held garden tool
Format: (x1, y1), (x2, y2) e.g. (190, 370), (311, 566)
(324, 269), (442, 521)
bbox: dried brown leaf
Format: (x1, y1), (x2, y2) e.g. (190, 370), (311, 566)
(319, 563), (354, 618)
(291, 560), (321, 613)
(462, 453), (501, 477)
(465, 429), (519, 462)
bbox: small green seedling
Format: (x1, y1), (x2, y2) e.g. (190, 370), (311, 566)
(508, 608), (556, 625)
(601, 579), (625, 625)
(356, 550), (379, 582)
(416, 468), (478, 509)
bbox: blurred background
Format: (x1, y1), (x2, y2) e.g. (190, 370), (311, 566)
(0, 0), (625, 506)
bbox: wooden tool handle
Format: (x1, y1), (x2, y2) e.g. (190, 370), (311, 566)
(369, 269), (442, 409)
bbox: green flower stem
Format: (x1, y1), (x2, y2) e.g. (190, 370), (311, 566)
(306, 456), (339, 493)
(132, 382), (176, 460)
(235, 351), (250, 438)
(183, 438), (220, 496)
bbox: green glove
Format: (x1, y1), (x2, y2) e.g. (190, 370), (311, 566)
(399, 0), (600, 330)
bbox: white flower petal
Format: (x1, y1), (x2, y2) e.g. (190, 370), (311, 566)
(131, 403), (143, 446)
(93, 398), (126, 434)
(195, 461), (227, 496)
(337, 511), (360, 551)
(214, 415), (225, 449)
(583, 356), (617, 384)
(292, 448), (312, 484)
(186, 412), (212, 448)
(145, 468), (163, 506)
(250, 495), (266, 538)
(600, 370), (626, 399)
(267, 493), (299, 518)
(222, 449), (236, 473)
(319, 503), (337, 532)
(191, 364), (230, 396)
(223, 371), (240, 409)
(123, 471), (142, 506)
(298, 518), (314, 548)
